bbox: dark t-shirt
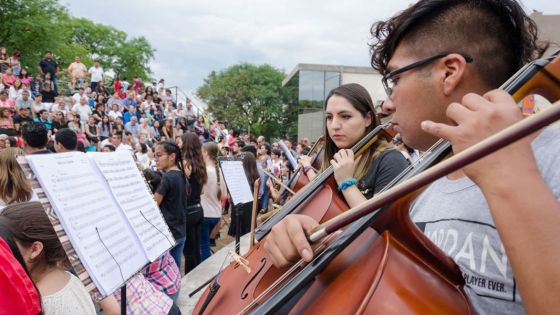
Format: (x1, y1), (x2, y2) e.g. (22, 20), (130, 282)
(12, 115), (33, 134)
(39, 59), (59, 77)
(40, 90), (56, 102)
(358, 149), (409, 198)
(157, 170), (189, 239)
(187, 175), (202, 205)
(51, 121), (68, 132)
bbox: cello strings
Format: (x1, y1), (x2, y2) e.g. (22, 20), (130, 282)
(241, 139), (449, 313)
(238, 232), (340, 315)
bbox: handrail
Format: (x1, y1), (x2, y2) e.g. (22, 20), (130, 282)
(168, 85), (207, 117)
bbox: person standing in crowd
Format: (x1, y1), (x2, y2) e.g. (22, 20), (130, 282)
(0, 202), (97, 315)
(67, 56), (88, 85)
(37, 50), (59, 95)
(180, 132), (207, 274)
(88, 61), (103, 92)
(8, 50), (21, 76)
(153, 141), (188, 270)
(200, 141), (226, 261)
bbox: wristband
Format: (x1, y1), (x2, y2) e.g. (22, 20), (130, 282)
(303, 165), (314, 175)
(338, 178), (358, 191)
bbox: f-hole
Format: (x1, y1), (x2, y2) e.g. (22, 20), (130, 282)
(241, 257), (267, 300)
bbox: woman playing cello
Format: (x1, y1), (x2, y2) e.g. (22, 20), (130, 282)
(266, 83), (408, 266)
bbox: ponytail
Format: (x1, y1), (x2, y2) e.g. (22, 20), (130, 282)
(214, 158), (222, 200)
(157, 141), (187, 184)
(203, 141), (222, 200)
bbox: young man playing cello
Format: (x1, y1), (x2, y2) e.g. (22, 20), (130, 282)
(264, 0), (560, 313)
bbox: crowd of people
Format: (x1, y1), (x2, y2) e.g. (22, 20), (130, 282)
(0, 46), (321, 315)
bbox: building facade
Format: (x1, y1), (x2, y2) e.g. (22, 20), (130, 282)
(283, 64), (384, 142)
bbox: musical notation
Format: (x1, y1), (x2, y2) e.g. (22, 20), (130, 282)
(219, 159), (254, 205)
(88, 151), (174, 261)
(26, 152), (152, 296)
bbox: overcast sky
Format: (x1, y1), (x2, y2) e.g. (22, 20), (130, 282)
(63, 0), (558, 94)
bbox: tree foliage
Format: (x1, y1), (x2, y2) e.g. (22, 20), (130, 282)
(197, 63), (297, 140)
(0, 0), (154, 81)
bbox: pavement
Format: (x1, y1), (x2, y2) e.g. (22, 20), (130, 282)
(177, 234), (251, 314)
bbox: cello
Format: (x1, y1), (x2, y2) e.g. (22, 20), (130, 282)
(193, 51), (560, 314)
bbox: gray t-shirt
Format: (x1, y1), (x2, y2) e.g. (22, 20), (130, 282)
(410, 127), (560, 314)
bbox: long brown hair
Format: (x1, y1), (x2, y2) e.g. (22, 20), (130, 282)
(181, 132), (208, 191)
(0, 148), (33, 204)
(242, 152), (260, 187)
(202, 141), (222, 200)
(321, 83), (390, 180)
(1, 202), (70, 273)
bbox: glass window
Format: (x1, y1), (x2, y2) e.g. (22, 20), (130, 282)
(324, 71), (340, 99)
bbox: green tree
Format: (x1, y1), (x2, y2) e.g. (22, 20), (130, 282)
(0, 0), (154, 82)
(0, 0), (69, 71)
(197, 63), (292, 140)
(68, 18), (154, 81)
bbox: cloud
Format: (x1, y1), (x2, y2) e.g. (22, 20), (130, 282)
(63, 0), (559, 92)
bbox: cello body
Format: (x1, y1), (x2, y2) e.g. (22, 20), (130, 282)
(193, 157), (472, 314)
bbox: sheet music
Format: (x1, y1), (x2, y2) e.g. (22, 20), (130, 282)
(87, 151), (174, 261)
(220, 159), (254, 205)
(26, 153), (146, 296)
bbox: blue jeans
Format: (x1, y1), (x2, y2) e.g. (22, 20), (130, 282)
(200, 217), (220, 261)
(169, 237), (186, 273)
(52, 76), (59, 95)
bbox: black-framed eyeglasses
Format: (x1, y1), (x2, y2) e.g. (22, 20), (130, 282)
(382, 52), (473, 96)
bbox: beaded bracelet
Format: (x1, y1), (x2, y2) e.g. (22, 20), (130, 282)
(338, 178), (358, 191)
